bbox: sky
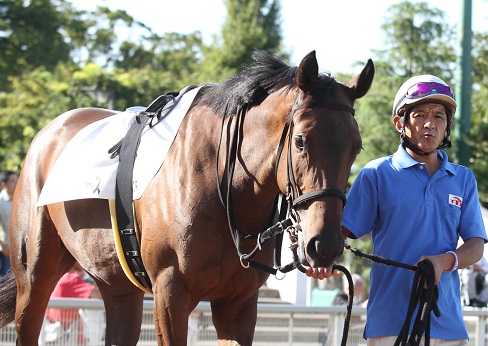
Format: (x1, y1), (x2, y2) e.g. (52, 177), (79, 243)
(70, 0), (488, 75)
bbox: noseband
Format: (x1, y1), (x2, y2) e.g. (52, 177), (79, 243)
(274, 91), (355, 217)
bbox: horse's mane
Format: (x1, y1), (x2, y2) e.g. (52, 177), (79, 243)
(194, 50), (336, 118)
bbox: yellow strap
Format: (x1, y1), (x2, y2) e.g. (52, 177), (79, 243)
(108, 199), (153, 295)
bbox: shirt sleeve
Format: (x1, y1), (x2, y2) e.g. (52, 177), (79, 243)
(342, 167), (379, 239)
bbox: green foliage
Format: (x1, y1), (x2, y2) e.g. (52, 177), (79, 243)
(0, 65), (93, 170)
(468, 31), (488, 206)
(0, 0), (74, 89)
(353, 71), (400, 169)
(0, 0), (286, 168)
(378, 1), (456, 79)
(204, 0), (286, 80)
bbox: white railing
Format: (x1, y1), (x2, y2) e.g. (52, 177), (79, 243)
(1, 299), (487, 345)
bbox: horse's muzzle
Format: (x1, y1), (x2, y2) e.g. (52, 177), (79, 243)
(298, 231), (344, 268)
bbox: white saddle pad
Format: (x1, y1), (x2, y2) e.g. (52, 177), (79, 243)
(37, 87), (201, 206)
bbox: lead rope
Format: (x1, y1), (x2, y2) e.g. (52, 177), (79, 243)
(332, 264), (354, 346)
(287, 245), (353, 346)
(344, 242), (440, 346)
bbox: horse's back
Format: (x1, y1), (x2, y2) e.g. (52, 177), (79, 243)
(27, 107), (116, 179)
(11, 107), (118, 273)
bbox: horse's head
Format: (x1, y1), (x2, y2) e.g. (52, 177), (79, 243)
(276, 51), (374, 270)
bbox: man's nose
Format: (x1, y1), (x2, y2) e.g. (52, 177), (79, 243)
(424, 117), (436, 129)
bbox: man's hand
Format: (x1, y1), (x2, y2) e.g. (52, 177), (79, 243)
(305, 266), (343, 280)
(417, 238), (485, 285)
(417, 254), (449, 285)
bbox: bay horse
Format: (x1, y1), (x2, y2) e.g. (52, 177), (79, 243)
(0, 50), (374, 345)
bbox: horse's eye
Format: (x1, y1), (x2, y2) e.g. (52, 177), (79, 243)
(356, 146), (364, 156)
(294, 135), (305, 151)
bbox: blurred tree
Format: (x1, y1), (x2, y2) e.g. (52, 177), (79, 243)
(202, 0), (287, 81)
(468, 31), (488, 206)
(0, 0), (75, 89)
(0, 65), (93, 170)
(0, 0), (289, 167)
(0, 0), (153, 90)
(378, 1), (456, 80)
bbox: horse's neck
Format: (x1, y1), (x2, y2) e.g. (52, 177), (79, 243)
(227, 96), (291, 230)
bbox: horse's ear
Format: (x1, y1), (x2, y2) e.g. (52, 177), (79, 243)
(346, 59), (375, 100)
(296, 51), (318, 92)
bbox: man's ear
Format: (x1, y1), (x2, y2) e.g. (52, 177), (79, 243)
(392, 115), (404, 133)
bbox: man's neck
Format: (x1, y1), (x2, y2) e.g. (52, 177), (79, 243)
(406, 148), (441, 175)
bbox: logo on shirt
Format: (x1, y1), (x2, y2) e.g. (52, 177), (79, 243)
(449, 194), (463, 208)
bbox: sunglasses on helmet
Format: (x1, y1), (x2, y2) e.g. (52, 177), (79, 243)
(406, 82), (455, 100)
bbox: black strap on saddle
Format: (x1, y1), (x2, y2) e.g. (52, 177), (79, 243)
(108, 85), (197, 292)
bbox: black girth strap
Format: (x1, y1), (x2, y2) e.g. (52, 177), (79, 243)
(114, 112), (153, 292)
(110, 85), (196, 293)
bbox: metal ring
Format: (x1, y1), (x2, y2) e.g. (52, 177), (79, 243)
(274, 270), (286, 280)
(239, 254), (250, 268)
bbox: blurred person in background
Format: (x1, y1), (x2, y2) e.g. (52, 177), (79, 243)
(332, 273), (367, 306)
(0, 170), (18, 277)
(43, 262), (102, 345)
(461, 255), (488, 308)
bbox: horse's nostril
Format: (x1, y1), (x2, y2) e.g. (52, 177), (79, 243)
(306, 235), (344, 266)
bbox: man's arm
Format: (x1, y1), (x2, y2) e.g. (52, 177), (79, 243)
(420, 237), (485, 284)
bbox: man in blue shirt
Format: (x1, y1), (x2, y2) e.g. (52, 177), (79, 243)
(307, 75), (487, 345)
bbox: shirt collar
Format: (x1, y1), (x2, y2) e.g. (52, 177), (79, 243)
(0, 189), (11, 202)
(392, 145), (456, 175)
(392, 145), (418, 169)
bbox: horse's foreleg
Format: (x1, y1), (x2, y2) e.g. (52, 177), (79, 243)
(97, 282), (145, 346)
(211, 293), (259, 346)
(152, 273), (194, 346)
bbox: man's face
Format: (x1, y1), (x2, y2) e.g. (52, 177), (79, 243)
(2, 174), (18, 196)
(395, 103), (449, 153)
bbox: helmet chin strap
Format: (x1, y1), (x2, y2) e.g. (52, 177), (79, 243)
(401, 132), (438, 156)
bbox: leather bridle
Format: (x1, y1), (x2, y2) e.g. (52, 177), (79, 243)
(217, 90), (356, 274)
(274, 91), (354, 218)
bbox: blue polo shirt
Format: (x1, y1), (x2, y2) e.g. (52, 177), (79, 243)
(342, 145), (487, 340)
